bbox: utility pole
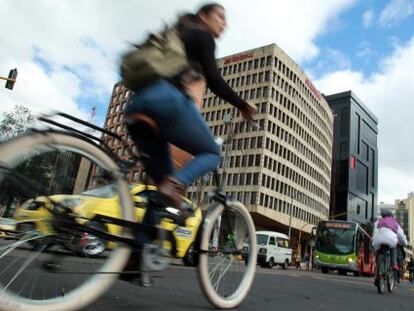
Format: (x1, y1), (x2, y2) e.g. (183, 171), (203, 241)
(73, 105), (98, 194)
(1, 69), (18, 90)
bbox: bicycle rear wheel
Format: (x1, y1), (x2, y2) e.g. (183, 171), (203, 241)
(198, 200), (256, 309)
(0, 131), (134, 311)
(376, 253), (385, 294)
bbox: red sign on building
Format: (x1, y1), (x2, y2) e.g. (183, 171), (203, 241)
(224, 53), (254, 64)
(305, 79), (321, 100)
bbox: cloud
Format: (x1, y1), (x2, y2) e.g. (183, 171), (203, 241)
(311, 48), (351, 75)
(379, 0), (414, 27)
(0, 0), (359, 123)
(357, 41), (375, 59)
(362, 10), (374, 28)
(314, 35), (414, 203)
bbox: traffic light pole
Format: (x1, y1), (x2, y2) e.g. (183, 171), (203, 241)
(0, 76), (16, 82)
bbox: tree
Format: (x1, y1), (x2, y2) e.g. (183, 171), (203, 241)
(0, 106), (83, 217)
(0, 105), (35, 140)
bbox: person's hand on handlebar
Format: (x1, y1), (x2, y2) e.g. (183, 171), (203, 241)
(241, 103), (257, 121)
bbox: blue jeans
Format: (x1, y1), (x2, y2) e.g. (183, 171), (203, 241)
(125, 80), (220, 186)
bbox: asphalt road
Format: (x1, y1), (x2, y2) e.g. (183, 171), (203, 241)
(85, 264), (414, 311)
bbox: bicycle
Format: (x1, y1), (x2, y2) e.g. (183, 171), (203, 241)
(375, 245), (395, 294)
(0, 111), (257, 310)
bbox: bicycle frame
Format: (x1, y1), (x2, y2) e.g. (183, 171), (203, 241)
(23, 112), (239, 261)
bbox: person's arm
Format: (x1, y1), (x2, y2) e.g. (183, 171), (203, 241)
(190, 31), (249, 111)
(397, 225), (408, 246)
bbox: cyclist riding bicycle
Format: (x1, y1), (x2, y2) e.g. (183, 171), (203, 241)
(125, 3), (256, 210)
(372, 208), (407, 272)
(121, 3), (257, 283)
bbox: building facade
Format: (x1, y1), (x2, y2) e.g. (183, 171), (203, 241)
(186, 44), (334, 237)
(98, 44), (334, 240)
(325, 91), (378, 224)
(395, 199), (409, 240)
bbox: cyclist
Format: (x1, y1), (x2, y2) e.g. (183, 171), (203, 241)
(372, 208), (407, 271)
(125, 3), (257, 209)
(121, 3), (256, 284)
(396, 244), (406, 283)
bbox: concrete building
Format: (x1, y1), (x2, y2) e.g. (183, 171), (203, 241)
(395, 199), (409, 240)
(97, 44), (334, 243)
(186, 44), (334, 238)
(325, 91), (378, 224)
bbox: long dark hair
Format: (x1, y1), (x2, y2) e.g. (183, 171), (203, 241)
(176, 3), (224, 32)
(197, 3), (224, 15)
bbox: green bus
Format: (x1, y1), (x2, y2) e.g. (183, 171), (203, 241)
(315, 220), (375, 276)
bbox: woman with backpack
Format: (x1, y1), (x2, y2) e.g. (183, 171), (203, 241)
(124, 3), (257, 209)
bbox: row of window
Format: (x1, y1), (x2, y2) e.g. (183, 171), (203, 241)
(203, 86), (332, 147)
(187, 189), (324, 225)
(214, 53), (331, 127)
(207, 122), (330, 191)
(220, 56), (272, 76)
(261, 172), (327, 212)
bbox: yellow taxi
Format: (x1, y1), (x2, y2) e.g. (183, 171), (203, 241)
(13, 184), (201, 265)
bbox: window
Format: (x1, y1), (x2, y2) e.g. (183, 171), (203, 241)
(269, 236), (276, 245)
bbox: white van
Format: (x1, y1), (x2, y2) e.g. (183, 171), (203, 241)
(256, 231), (292, 269)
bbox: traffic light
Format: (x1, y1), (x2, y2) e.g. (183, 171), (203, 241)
(5, 68), (18, 90)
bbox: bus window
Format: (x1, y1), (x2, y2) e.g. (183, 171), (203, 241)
(283, 239), (290, 248)
(277, 238), (284, 247)
(269, 236), (276, 246)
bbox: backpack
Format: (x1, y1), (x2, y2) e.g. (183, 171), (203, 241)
(120, 26), (190, 91)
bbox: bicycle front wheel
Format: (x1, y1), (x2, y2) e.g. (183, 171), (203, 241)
(198, 200), (257, 309)
(0, 131), (134, 311)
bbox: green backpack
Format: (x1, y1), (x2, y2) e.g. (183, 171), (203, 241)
(120, 27), (190, 91)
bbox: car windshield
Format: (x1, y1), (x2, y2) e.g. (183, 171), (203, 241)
(82, 185), (118, 198)
(316, 227), (355, 255)
(256, 234), (268, 246)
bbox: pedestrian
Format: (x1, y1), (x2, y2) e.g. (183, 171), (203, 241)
(304, 253), (310, 270)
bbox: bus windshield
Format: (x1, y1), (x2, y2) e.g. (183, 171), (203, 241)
(316, 223), (356, 255)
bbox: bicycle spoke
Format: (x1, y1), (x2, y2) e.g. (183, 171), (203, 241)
(2, 244), (47, 292)
(212, 256), (233, 291)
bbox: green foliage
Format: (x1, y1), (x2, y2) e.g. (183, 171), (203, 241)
(0, 105), (35, 140)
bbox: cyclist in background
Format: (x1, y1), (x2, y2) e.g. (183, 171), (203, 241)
(408, 256), (414, 284)
(372, 208), (407, 271)
(125, 3), (257, 210)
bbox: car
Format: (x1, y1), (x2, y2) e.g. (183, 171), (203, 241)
(0, 217), (18, 239)
(13, 183), (202, 265)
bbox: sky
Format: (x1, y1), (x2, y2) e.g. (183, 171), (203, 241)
(0, 0), (413, 204)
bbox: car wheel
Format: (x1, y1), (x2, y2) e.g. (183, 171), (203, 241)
(321, 267), (329, 274)
(76, 222), (107, 257)
(183, 243), (198, 267)
(268, 258), (274, 269)
(282, 259), (289, 270)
